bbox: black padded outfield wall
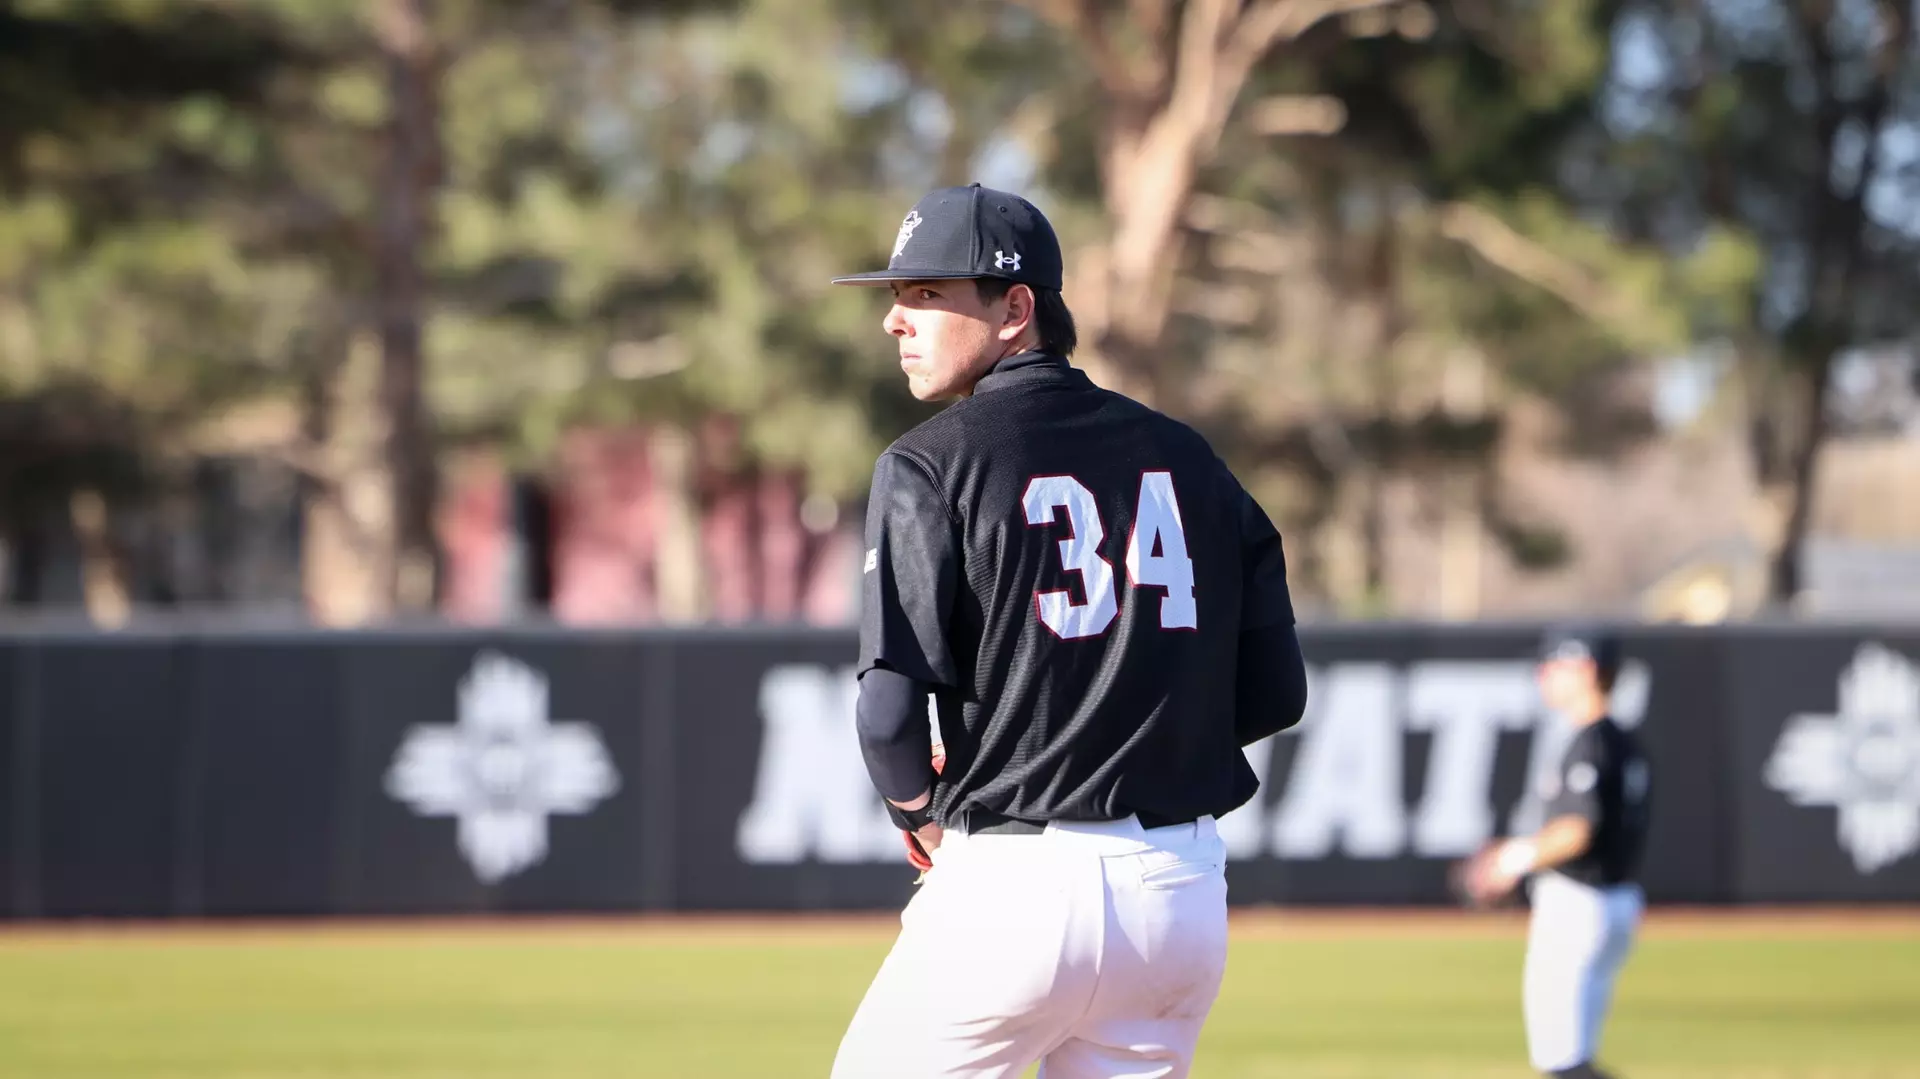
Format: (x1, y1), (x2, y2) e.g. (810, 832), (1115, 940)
(1, 624), (1916, 918)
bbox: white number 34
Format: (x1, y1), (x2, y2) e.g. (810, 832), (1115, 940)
(1023, 472), (1197, 640)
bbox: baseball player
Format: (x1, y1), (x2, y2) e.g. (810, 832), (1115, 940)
(827, 183), (1308, 1078)
(1458, 627), (1652, 1079)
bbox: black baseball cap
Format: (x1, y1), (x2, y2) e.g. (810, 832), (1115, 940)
(1537, 624), (1623, 683)
(831, 183), (1064, 291)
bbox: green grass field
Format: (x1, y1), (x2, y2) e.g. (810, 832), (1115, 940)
(1, 913), (1915, 1078)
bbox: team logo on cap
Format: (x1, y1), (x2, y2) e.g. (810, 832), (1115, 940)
(891, 210), (922, 260)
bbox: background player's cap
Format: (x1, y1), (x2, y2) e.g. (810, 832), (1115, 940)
(831, 183), (1064, 291)
(1538, 624), (1623, 683)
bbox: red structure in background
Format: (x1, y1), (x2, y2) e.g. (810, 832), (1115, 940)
(549, 429), (661, 624)
(437, 453), (514, 622)
(438, 427), (858, 627)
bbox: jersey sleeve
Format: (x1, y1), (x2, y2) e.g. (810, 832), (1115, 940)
(1544, 732), (1605, 825)
(856, 450), (962, 688)
(1238, 487), (1297, 630)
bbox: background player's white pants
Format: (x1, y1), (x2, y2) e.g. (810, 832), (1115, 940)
(831, 815), (1230, 1079)
(1523, 872), (1643, 1073)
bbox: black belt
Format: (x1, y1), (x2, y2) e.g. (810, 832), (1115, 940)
(959, 808), (1199, 835)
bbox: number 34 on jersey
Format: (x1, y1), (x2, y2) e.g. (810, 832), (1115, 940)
(1023, 472), (1196, 640)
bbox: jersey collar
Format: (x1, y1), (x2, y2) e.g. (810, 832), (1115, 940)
(971, 350), (1080, 395)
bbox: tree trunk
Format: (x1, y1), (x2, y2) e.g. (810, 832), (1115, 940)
(1767, 351), (1836, 605)
(371, 0), (444, 615)
(0, 521), (38, 604)
(1436, 472), (1482, 620)
(69, 488), (131, 628)
(648, 426), (709, 623)
(1026, 0), (1397, 411)
(302, 331), (395, 626)
(1436, 336), (1485, 621)
(1760, 2), (1898, 606)
(1360, 465), (1387, 605)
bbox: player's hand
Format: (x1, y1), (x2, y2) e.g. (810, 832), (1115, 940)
(913, 821), (944, 854)
(1451, 841), (1521, 907)
(904, 829), (935, 874)
(904, 742), (947, 881)
(904, 821), (945, 878)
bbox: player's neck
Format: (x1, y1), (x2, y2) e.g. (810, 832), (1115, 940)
(1568, 697), (1609, 727)
(957, 338), (1046, 398)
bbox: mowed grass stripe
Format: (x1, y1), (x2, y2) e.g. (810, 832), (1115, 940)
(0, 922), (1914, 1078)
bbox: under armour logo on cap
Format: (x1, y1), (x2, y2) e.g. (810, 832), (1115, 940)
(831, 183), (1064, 291)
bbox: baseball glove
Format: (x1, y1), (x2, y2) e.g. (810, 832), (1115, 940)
(902, 742), (946, 878)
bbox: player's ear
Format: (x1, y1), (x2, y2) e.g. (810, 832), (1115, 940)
(997, 284), (1035, 343)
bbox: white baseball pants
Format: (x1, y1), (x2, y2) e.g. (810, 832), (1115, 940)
(830, 815), (1231, 1079)
(1523, 871), (1643, 1073)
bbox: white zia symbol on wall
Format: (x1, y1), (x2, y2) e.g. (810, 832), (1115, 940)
(1765, 644), (1920, 874)
(385, 652), (620, 883)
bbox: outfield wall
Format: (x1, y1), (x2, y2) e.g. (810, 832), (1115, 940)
(2, 623), (1917, 919)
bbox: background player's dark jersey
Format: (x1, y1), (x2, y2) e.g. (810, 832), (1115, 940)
(856, 351), (1296, 828)
(1541, 717), (1652, 886)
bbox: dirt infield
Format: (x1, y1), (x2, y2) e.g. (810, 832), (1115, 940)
(0, 904), (1913, 946)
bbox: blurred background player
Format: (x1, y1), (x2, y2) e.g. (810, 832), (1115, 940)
(1459, 627), (1653, 1079)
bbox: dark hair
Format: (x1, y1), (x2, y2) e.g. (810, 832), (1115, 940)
(976, 279), (1078, 357)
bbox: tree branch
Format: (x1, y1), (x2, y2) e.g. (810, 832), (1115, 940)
(1226, 0), (1401, 88)
(1246, 93), (1348, 134)
(1123, 0), (1175, 99)
(1436, 202), (1648, 337)
(1130, 0), (1173, 57)
(1160, 0), (1234, 134)
(1022, 0), (1150, 99)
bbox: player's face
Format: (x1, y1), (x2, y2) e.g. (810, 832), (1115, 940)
(883, 280), (1015, 401)
(1536, 657), (1598, 712)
